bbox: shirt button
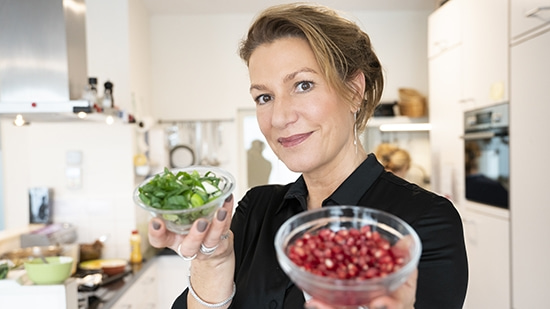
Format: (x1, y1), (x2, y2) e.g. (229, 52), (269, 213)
(269, 300), (277, 308)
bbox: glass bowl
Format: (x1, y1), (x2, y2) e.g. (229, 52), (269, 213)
(274, 206), (422, 308)
(133, 165), (235, 234)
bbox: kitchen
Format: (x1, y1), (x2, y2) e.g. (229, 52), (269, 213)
(0, 0), (549, 308)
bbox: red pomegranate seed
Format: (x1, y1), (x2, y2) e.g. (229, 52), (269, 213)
(287, 227), (407, 281)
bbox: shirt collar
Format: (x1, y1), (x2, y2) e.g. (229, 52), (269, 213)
(278, 154), (384, 213)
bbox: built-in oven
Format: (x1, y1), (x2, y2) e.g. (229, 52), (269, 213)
(463, 102), (509, 209)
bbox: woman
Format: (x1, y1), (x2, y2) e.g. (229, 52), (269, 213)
(148, 3), (468, 309)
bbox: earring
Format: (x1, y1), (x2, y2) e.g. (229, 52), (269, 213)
(354, 112), (358, 154)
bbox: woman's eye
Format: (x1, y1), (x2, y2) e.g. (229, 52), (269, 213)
(295, 81), (314, 93)
(255, 94), (273, 105)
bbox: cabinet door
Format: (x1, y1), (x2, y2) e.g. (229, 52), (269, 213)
(428, 0), (462, 59)
(156, 256), (191, 309)
(462, 0), (509, 108)
(462, 209), (510, 309)
(511, 0), (550, 44)
(111, 263), (158, 309)
(510, 29), (550, 309)
(428, 46), (464, 201)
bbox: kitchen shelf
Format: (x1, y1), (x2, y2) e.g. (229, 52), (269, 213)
(367, 116), (429, 127)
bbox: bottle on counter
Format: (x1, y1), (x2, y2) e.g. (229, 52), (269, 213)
(83, 77), (100, 112)
(130, 230), (142, 265)
(102, 80), (114, 109)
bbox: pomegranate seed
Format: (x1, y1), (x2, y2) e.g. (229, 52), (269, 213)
(287, 226), (407, 281)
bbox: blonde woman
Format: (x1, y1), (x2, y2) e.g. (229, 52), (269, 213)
(148, 4), (468, 309)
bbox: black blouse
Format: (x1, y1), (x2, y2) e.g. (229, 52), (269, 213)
(172, 154), (468, 309)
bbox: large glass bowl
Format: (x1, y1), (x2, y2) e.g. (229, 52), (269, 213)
(133, 166), (235, 234)
(274, 206), (422, 308)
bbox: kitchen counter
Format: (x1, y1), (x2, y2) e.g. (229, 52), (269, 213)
(81, 247), (171, 309)
(0, 247), (180, 309)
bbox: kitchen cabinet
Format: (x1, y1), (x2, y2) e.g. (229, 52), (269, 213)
(510, 0), (550, 45)
(461, 0), (509, 109)
(156, 255), (190, 308)
(428, 45), (463, 201)
(428, 3), (512, 307)
(461, 208), (510, 308)
(111, 262), (158, 309)
(510, 28), (550, 309)
(428, 0), (462, 60)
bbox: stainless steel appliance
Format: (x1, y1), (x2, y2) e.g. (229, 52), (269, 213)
(464, 102), (509, 209)
(0, 0), (90, 120)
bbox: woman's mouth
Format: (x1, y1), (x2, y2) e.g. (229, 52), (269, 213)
(277, 132), (312, 148)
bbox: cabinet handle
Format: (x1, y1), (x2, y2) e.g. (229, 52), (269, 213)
(525, 6), (550, 17)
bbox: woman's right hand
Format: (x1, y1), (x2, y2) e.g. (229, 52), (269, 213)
(148, 194), (236, 308)
(147, 194), (235, 261)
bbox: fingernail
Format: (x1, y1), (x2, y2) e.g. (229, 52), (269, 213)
(217, 209), (227, 221)
(225, 195), (233, 203)
(197, 220), (208, 232)
(152, 221), (161, 230)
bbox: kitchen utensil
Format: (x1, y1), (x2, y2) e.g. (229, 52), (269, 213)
(24, 256), (73, 285)
(1, 245), (63, 267)
(79, 259), (128, 276)
(79, 235), (108, 262)
(39, 255), (49, 264)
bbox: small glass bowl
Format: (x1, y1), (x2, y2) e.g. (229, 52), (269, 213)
(274, 206), (422, 307)
(133, 166), (235, 234)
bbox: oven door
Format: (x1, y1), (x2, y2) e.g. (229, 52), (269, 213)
(464, 129), (509, 209)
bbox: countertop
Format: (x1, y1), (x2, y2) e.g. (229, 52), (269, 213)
(0, 247), (178, 309)
(83, 247), (176, 309)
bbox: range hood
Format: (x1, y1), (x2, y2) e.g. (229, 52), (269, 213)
(0, 0), (90, 122)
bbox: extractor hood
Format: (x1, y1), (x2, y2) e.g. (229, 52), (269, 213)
(0, 0), (90, 122)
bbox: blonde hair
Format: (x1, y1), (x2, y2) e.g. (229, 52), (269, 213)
(238, 3), (384, 133)
(375, 143), (411, 176)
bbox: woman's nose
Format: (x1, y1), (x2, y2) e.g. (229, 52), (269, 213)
(270, 96), (298, 128)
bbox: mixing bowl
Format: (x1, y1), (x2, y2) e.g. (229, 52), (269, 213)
(274, 206), (421, 307)
(24, 256), (73, 285)
(134, 166), (235, 234)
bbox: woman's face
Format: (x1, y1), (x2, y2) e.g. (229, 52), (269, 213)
(248, 37), (356, 174)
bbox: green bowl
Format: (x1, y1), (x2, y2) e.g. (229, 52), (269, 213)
(24, 256), (73, 285)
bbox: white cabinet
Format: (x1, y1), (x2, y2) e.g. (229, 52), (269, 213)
(461, 208), (510, 309)
(112, 256), (190, 309)
(510, 29), (550, 309)
(111, 263), (158, 309)
(461, 0), (509, 109)
(428, 0), (462, 60)
(428, 3), (512, 307)
(155, 255), (191, 309)
(428, 45), (464, 201)
(510, 0), (550, 44)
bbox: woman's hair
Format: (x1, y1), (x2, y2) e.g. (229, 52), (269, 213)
(374, 143), (411, 174)
(238, 3), (384, 133)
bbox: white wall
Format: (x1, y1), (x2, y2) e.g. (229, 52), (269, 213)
(0, 120), (139, 259)
(149, 10), (430, 120)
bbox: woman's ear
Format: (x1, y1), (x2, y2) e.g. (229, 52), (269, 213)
(349, 71), (366, 112)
